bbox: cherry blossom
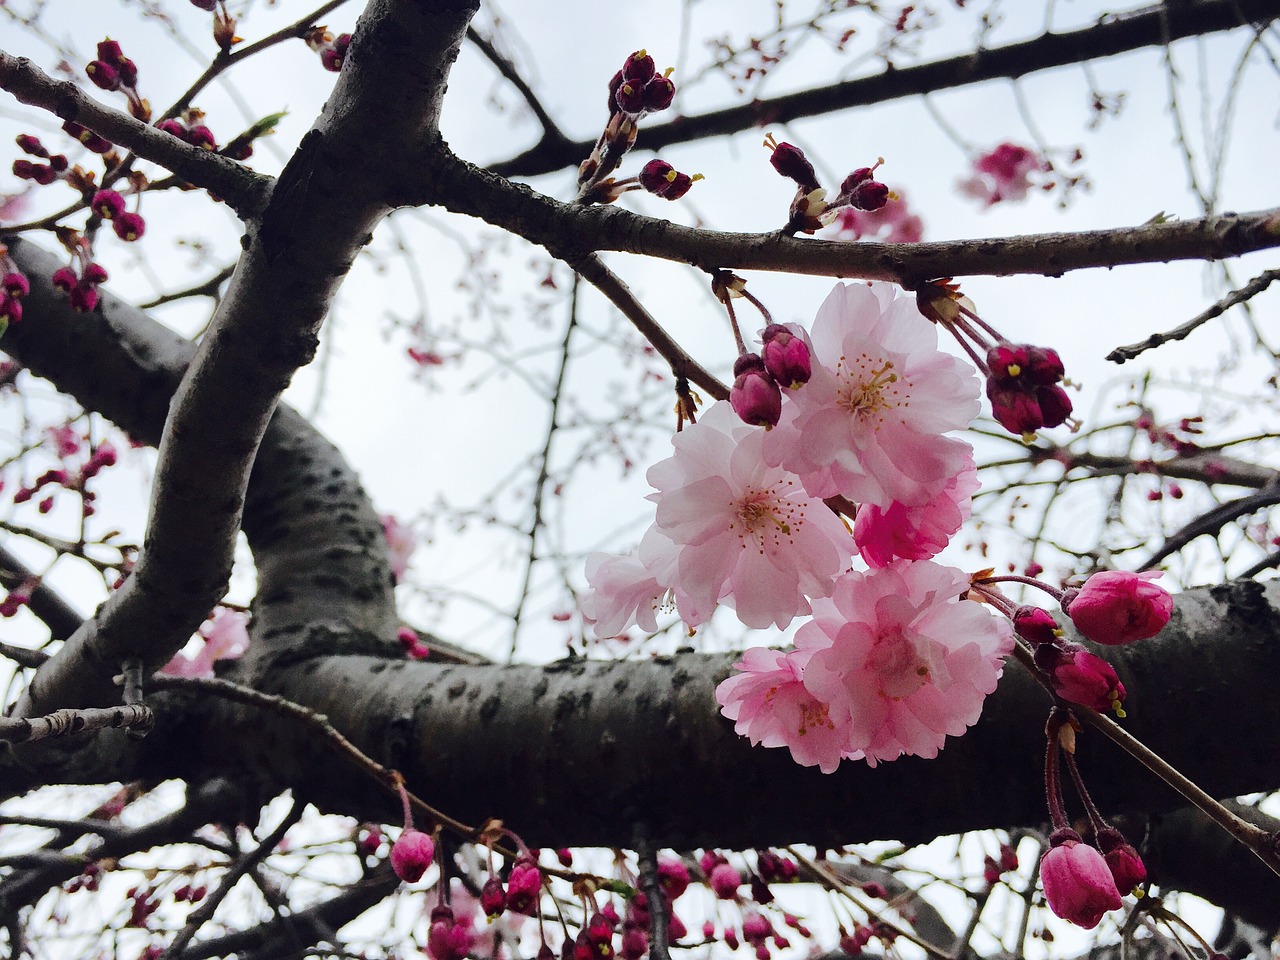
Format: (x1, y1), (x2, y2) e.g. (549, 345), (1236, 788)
(830, 191), (923, 243)
(161, 607), (250, 678)
(762, 283), (979, 507)
(581, 550), (664, 638)
(800, 561), (1013, 767)
(853, 455), (978, 567)
(1039, 830), (1122, 928)
(380, 513), (417, 583)
(715, 645), (851, 773)
(958, 142), (1045, 206)
(647, 401), (854, 629)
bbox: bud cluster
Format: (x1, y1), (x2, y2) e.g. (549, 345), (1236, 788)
(762, 135), (891, 234)
(0, 247), (30, 330)
(12, 133), (71, 185)
(729, 325), (812, 429)
(305, 26), (352, 73)
(86, 39), (150, 122)
(91, 189), (146, 242)
(576, 51), (696, 206)
(156, 110), (219, 153)
(915, 280), (1075, 440)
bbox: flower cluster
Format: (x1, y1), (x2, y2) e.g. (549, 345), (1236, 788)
(718, 561), (1013, 769)
(156, 110), (219, 152)
(763, 137), (892, 234)
(916, 280), (1075, 440)
(13, 133), (71, 184)
(584, 284), (1016, 769)
(958, 142), (1047, 206)
(86, 39), (150, 121)
(91, 188), (146, 242)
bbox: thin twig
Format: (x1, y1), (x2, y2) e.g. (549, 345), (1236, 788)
(633, 823), (672, 960)
(1109, 268), (1280, 362)
(158, 800), (304, 960)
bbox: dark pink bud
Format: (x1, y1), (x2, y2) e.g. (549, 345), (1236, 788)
(614, 79), (647, 115)
(505, 857), (542, 915)
(3, 273), (30, 298)
(622, 51), (656, 83)
(481, 876), (507, 916)
(86, 60), (121, 90)
(621, 927), (647, 960)
(428, 905), (471, 960)
(69, 283), (100, 312)
(1097, 828), (1146, 896)
(606, 70), (625, 115)
(390, 828), (435, 882)
(767, 140), (819, 191)
(709, 861), (742, 899)
(1039, 830), (1121, 928)
(642, 75), (675, 112)
(49, 154), (68, 172)
(51, 267), (77, 292)
(1012, 605), (1060, 645)
(1066, 570), (1172, 645)
(62, 121), (113, 154)
(986, 382), (1043, 435)
(657, 858), (690, 899)
(155, 118), (186, 137)
(849, 179), (889, 211)
(190, 0), (218, 10)
(741, 911), (772, 945)
(730, 354), (782, 429)
(83, 262), (109, 284)
(0, 296), (21, 325)
(186, 125), (217, 151)
(113, 212), (146, 242)
(999, 843), (1019, 873)
(1049, 645), (1126, 714)
(91, 189), (126, 220)
(983, 855), (1001, 886)
(96, 39), (126, 65)
(639, 159), (697, 200)
(986, 343), (1030, 384)
(16, 134), (48, 157)
(1025, 345), (1065, 384)
(760, 324), (811, 388)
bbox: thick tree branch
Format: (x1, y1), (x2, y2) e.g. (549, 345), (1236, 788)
(419, 149), (1280, 285)
(0, 50), (272, 220)
(4, 0), (480, 719)
(490, 0), (1279, 178)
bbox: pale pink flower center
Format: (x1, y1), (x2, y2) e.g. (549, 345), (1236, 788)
(764, 685), (836, 736)
(834, 353), (908, 425)
(866, 626), (931, 700)
(732, 484), (802, 550)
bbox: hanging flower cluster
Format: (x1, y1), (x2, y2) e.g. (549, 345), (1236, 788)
(585, 283), (1015, 768)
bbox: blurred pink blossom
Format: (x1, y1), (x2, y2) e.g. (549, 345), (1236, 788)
(380, 513), (417, 583)
(161, 607), (249, 677)
(958, 142), (1046, 206)
(831, 190), (923, 243)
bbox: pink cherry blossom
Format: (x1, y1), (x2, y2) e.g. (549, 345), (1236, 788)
(582, 550), (664, 638)
(853, 454), (978, 567)
(380, 513), (417, 583)
(800, 561), (1013, 767)
(715, 644), (851, 773)
(161, 607), (250, 678)
(830, 191), (923, 243)
(958, 142), (1045, 206)
(647, 401), (854, 629)
(761, 283), (979, 508)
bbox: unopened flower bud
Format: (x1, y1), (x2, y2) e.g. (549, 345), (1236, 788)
(390, 828), (435, 883)
(622, 50), (656, 83)
(709, 861), (743, 899)
(51, 267), (77, 292)
(1066, 570), (1172, 645)
(481, 876), (507, 916)
(766, 136), (819, 192)
(3, 273), (30, 298)
(87, 60), (121, 91)
(16, 134), (48, 157)
(1048, 644), (1126, 715)
(1012, 605), (1061, 645)
(1039, 830), (1121, 928)
(730, 354), (782, 429)
(642, 74), (675, 112)
(760, 324), (811, 389)
(91, 189), (126, 220)
(113, 212), (147, 242)
(1097, 827), (1146, 896)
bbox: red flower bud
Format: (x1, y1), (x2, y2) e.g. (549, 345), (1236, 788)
(87, 60), (121, 91)
(51, 267), (78, 292)
(642, 75), (675, 112)
(16, 134), (48, 157)
(767, 139), (819, 191)
(92, 189), (126, 220)
(1066, 570), (1172, 645)
(760, 324), (811, 389)
(3, 272), (30, 298)
(622, 50), (656, 83)
(1048, 644), (1126, 714)
(481, 876), (507, 916)
(730, 354), (782, 429)
(1039, 830), (1121, 928)
(390, 828), (435, 883)
(1097, 828), (1146, 897)
(113, 212), (147, 242)
(1012, 605), (1061, 645)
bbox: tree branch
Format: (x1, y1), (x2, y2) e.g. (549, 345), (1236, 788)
(421, 149), (1280, 285)
(0, 50), (272, 220)
(489, 0), (1279, 178)
(4, 0), (480, 719)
